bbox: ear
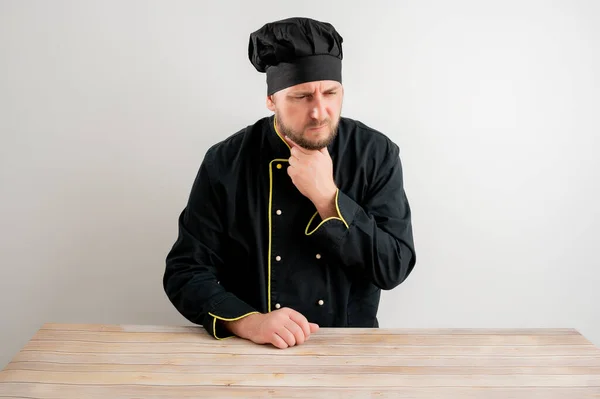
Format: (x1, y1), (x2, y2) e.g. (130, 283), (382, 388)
(266, 94), (276, 112)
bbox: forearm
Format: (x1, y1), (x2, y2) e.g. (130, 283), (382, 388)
(306, 167), (416, 290)
(165, 150), (260, 339)
(164, 221), (258, 339)
(164, 261), (258, 338)
(331, 203), (415, 289)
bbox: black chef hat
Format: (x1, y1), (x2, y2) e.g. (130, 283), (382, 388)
(248, 17), (344, 95)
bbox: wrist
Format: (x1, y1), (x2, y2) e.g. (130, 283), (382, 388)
(222, 313), (260, 339)
(314, 186), (338, 219)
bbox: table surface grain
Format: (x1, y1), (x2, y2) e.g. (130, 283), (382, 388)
(1, 324), (600, 398)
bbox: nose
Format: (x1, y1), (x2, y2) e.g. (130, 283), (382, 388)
(310, 94), (327, 121)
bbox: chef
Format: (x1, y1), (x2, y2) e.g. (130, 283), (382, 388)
(163, 17), (416, 349)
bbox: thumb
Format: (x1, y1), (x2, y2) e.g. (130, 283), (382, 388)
(309, 323), (320, 333)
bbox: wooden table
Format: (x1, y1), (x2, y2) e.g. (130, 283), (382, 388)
(1, 324), (599, 398)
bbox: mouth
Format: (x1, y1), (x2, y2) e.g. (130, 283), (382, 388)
(307, 124), (327, 131)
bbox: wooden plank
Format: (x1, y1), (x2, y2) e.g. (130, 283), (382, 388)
(2, 324), (599, 399)
(10, 351), (600, 367)
(39, 324), (582, 335)
(40, 324), (203, 334)
(313, 328), (583, 336)
(31, 330), (594, 346)
(1, 383), (599, 399)
(1, 369), (600, 387)
(5, 361), (600, 375)
(20, 340), (600, 357)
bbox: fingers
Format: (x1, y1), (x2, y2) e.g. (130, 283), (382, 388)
(287, 137), (314, 155)
(285, 319), (305, 345)
(283, 135), (296, 148)
(286, 136), (305, 154)
(265, 308), (319, 349)
(288, 155), (296, 167)
(309, 323), (320, 333)
(285, 135), (310, 155)
(276, 324), (296, 347)
(271, 332), (289, 349)
(290, 145), (303, 158)
(287, 165), (296, 183)
(288, 310), (311, 339)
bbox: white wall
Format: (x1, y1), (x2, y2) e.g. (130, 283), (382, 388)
(1, 0), (599, 368)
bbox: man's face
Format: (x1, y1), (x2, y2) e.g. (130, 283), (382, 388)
(267, 80), (343, 150)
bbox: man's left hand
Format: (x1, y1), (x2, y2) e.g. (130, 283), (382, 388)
(285, 136), (338, 219)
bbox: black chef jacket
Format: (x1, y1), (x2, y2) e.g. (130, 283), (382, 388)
(163, 115), (416, 339)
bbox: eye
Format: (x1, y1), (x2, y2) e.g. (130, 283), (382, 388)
(325, 91), (337, 96)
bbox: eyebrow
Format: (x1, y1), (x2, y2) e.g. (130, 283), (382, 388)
(288, 86), (340, 96)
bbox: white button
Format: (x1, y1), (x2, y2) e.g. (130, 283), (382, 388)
(275, 303), (281, 309)
(316, 254), (321, 259)
(318, 300), (324, 306)
(276, 210), (282, 215)
(275, 256), (281, 261)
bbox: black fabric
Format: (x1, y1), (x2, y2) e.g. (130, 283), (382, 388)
(265, 54), (342, 96)
(248, 17), (344, 94)
(163, 116), (417, 338)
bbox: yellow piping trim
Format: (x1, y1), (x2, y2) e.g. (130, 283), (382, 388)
(273, 116), (291, 151)
(208, 311), (259, 340)
(305, 189), (349, 235)
(334, 189), (349, 228)
(268, 158), (289, 312)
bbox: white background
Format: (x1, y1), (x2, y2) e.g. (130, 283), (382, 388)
(1, 0), (599, 368)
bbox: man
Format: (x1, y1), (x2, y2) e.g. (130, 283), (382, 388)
(163, 17), (416, 349)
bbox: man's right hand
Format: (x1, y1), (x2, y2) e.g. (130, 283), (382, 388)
(223, 307), (319, 349)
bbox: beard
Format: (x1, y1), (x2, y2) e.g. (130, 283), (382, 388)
(275, 111), (339, 150)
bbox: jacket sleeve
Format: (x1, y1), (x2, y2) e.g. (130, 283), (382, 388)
(163, 151), (258, 339)
(305, 143), (416, 290)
